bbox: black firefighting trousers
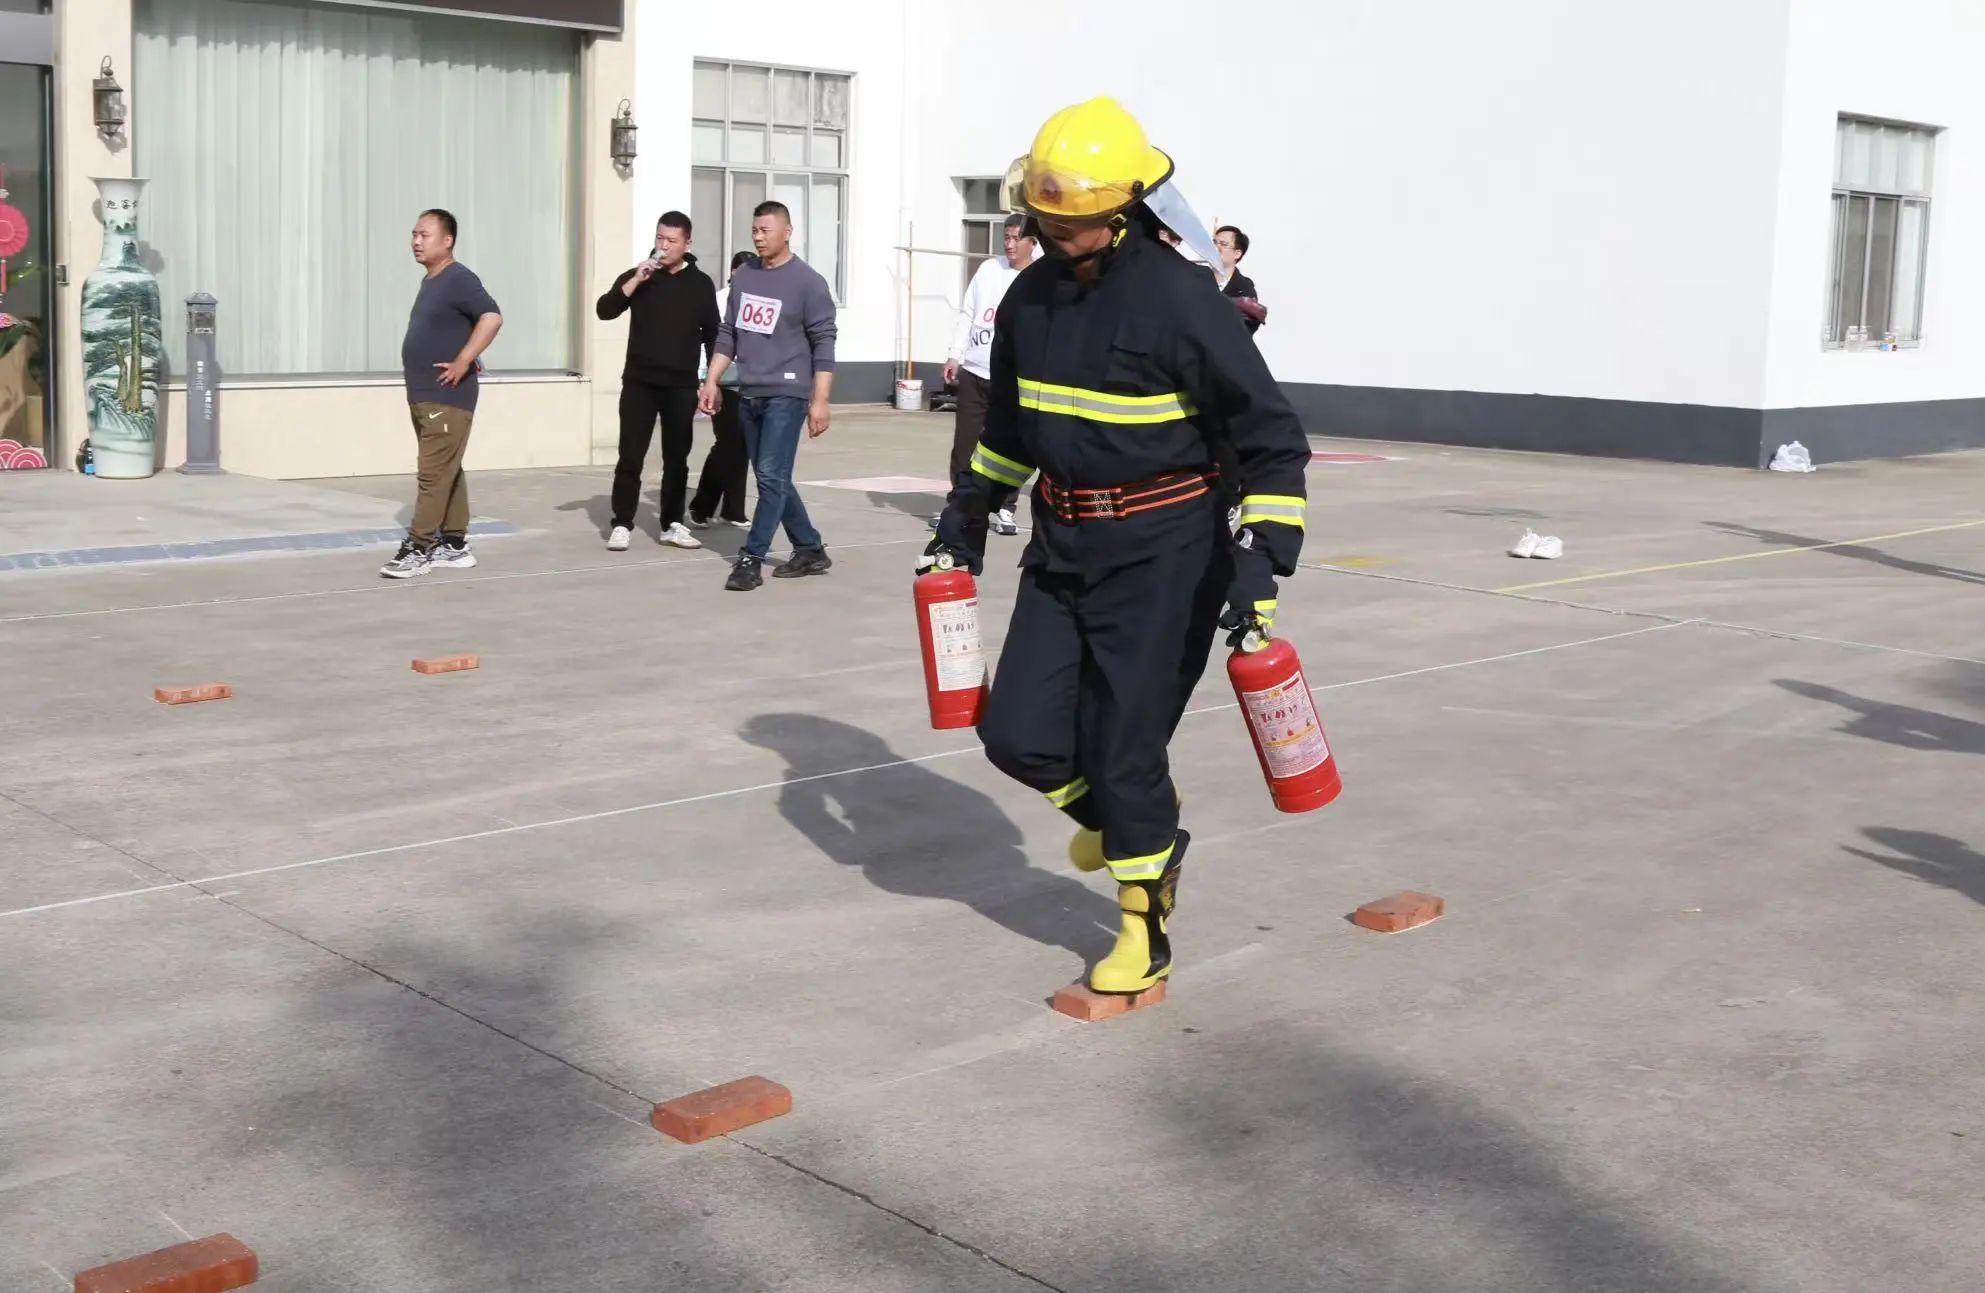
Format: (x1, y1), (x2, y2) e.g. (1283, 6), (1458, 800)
(977, 499), (1231, 881)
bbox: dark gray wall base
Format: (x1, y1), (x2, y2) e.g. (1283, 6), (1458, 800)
(1283, 382), (1985, 468)
(837, 360), (949, 407)
(1763, 400), (1985, 467)
(835, 364), (1985, 466)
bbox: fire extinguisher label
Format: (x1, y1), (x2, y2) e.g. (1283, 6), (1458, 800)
(1241, 672), (1330, 779)
(927, 597), (985, 693)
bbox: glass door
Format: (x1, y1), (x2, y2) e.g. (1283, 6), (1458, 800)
(0, 59), (53, 469)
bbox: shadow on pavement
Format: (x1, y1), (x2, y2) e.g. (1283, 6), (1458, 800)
(1845, 827), (1985, 908)
(1098, 1025), (1754, 1293)
(1775, 679), (1985, 754)
(555, 493), (622, 539)
(250, 911), (997, 1288)
(1707, 521), (1985, 585)
(864, 490), (947, 523)
(739, 712), (1114, 965)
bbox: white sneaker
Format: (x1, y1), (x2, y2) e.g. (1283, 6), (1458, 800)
(725, 517), (751, 530)
(1509, 529), (1542, 558)
(429, 538), (477, 569)
(992, 508), (1019, 536)
(1531, 535), (1564, 560)
(659, 522), (704, 549)
(607, 525), (632, 551)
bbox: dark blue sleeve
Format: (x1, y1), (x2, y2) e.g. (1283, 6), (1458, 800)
(454, 267), (501, 320)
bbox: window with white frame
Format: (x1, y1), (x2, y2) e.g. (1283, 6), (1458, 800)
(1827, 116), (1936, 348)
(134, 0), (580, 378)
(958, 177), (1006, 292)
(690, 61), (849, 300)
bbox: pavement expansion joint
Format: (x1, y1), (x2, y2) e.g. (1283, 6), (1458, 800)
(728, 1139), (1072, 1292)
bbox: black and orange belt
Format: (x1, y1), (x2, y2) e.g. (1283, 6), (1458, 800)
(1037, 469), (1218, 523)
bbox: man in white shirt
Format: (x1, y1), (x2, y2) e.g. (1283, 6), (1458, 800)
(941, 213), (1038, 536)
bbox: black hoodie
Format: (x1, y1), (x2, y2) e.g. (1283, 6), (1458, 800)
(596, 253), (721, 388)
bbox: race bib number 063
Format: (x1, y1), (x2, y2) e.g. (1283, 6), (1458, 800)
(737, 293), (783, 335)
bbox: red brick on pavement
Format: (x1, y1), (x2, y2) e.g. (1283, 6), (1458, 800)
(73, 1233), (257, 1293)
(1052, 978), (1167, 1021)
(1352, 891), (1445, 933)
(153, 684), (232, 705)
(652, 1076), (792, 1144)
(410, 654), (479, 675)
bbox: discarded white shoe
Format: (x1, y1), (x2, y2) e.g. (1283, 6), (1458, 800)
(1509, 529), (1542, 558)
(1531, 535), (1564, 560)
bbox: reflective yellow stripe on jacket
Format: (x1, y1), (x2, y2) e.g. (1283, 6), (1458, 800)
(1018, 379), (1197, 426)
(970, 441), (1033, 488)
(1235, 493), (1307, 531)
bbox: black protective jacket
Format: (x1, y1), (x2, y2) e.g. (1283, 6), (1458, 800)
(952, 229), (1310, 577)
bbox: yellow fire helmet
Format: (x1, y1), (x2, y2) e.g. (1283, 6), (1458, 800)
(1010, 96), (1174, 221)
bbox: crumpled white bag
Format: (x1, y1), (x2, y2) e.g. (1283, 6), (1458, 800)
(1768, 441), (1814, 473)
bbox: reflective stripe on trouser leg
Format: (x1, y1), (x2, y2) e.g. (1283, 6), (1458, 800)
(1044, 777), (1104, 832)
(1104, 837), (1175, 883)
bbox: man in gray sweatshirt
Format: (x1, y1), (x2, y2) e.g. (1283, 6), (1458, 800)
(699, 200), (838, 591)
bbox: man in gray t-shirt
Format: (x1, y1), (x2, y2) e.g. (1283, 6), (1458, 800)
(699, 200), (837, 592)
(381, 208), (503, 579)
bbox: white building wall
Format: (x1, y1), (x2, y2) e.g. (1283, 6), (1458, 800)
(630, 3), (921, 385)
(1762, 0), (1985, 409)
(912, 0), (1793, 409)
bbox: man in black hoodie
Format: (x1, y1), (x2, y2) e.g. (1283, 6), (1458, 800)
(596, 210), (721, 550)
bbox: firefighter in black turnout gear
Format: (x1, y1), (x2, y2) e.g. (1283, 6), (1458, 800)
(922, 97), (1312, 993)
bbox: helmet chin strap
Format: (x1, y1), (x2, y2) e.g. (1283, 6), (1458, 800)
(1042, 212), (1130, 268)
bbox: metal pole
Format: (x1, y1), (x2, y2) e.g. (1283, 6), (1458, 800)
(178, 291), (223, 475)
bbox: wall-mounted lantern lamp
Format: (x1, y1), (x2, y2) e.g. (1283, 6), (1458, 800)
(611, 99), (638, 169)
(93, 58), (127, 140)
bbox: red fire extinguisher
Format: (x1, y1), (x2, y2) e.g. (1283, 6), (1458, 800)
(1228, 632), (1342, 813)
(915, 558), (989, 730)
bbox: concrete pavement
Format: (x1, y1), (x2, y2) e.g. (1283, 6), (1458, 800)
(3, 412), (1982, 1290)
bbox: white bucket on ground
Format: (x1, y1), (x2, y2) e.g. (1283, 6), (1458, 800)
(894, 378), (924, 411)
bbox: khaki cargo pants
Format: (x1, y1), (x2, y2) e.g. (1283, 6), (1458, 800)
(408, 401), (473, 548)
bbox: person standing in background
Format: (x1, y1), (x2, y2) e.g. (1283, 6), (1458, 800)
(698, 201), (837, 593)
(940, 213), (1038, 537)
(380, 209), (503, 579)
(596, 210), (719, 552)
(1214, 225), (1266, 335)
(688, 250), (756, 530)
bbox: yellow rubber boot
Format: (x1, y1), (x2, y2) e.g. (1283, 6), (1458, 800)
(1088, 838), (1185, 994)
(1069, 789), (1180, 874)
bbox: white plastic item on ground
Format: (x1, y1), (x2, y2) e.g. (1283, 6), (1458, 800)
(1509, 529), (1542, 558)
(893, 378), (924, 411)
(1532, 535), (1564, 559)
(1768, 441), (1815, 472)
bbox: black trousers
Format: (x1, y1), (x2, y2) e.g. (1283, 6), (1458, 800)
(612, 380), (700, 530)
(689, 387), (750, 524)
(977, 500), (1231, 881)
(948, 370), (991, 484)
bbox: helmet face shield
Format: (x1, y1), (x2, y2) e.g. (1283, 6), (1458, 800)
(1142, 181), (1223, 271)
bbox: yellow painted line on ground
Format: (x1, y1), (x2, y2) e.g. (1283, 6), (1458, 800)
(1495, 519), (1985, 593)
(1312, 554), (1398, 569)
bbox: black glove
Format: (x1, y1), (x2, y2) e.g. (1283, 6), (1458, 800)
(917, 506), (987, 576)
(1218, 537), (1280, 648)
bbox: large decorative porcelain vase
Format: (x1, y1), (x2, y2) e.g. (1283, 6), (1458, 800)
(82, 177), (162, 479)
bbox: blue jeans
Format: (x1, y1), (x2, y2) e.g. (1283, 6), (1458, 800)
(739, 396), (824, 561)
